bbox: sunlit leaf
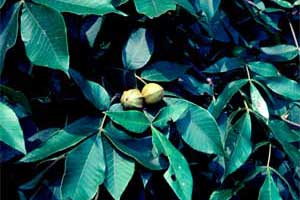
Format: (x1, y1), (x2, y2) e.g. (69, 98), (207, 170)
(0, 102), (26, 154)
(258, 170), (282, 200)
(106, 110), (150, 133)
(103, 138), (135, 200)
(33, 0), (125, 15)
(122, 28), (153, 70)
(21, 3), (69, 74)
(250, 83), (269, 120)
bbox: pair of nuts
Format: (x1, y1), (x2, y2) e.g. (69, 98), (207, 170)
(121, 83), (164, 109)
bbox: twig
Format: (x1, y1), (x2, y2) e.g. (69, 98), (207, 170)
(280, 115), (300, 128)
(266, 143), (272, 168)
(288, 20), (299, 49)
(134, 73), (147, 85)
(98, 113), (107, 133)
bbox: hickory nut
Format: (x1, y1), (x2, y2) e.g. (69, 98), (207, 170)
(141, 83), (164, 104)
(120, 89), (144, 108)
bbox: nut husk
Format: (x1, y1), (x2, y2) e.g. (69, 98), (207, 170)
(141, 83), (164, 104)
(120, 89), (144, 108)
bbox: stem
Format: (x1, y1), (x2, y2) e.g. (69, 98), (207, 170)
(134, 73), (147, 85)
(266, 143), (272, 168)
(245, 65), (251, 81)
(243, 100), (249, 112)
(98, 113), (107, 134)
(280, 115), (300, 128)
(288, 20), (299, 49)
(94, 188), (100, 200)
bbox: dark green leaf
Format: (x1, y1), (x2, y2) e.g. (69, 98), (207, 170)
(256, 76), (300, 100)
(103, 122), (168, 170)
(0, 0), (5, 8)
(208, 79), (248, 118)
(103, 138), (135, 200)
(0, 85), (32, 114)
(70, 69), (110, 111)
(178, 74), (213, 96)
(0, 2), (20, 75)
(258, 171), (282, 200)
(260, 45), (298, 62)
(61, 135), (105, 200)
(225, 112), (252, 177)
(203, 57), (244, 73)
(20, 116), (101, 162)
(33, 0), (124, 15)
(141, 61), (190, 82)
(151, 127), (193, 200)
(0, 102), (26, 154)
(21, 3), (69, 74)
(106, 110), (150, 133)
(196, 0), (221, 20)
(122, 28), (153, 70)
(165, 98), (224, 155)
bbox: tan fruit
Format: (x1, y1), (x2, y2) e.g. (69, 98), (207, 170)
(141, 83), (164, 104)
(120, 89), (144, 108)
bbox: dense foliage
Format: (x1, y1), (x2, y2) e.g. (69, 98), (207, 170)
(0, 0), (299, 199)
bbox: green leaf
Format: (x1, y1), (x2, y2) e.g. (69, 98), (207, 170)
(70, 69), (110, 111)
(250, 83), (269, 120)
(203, 57), (244, 73)
(271, 0), (293, 8)
(0, 0), (5, 8)
(153, 104), (188, 128)
(141, 61), (190, 82)
(21, 3), (69, 74)
(260, 44), (298, 62)
(103, 138), (135, 200)
(0, 2), (21, 75)
(106, 111), (150, 133)
(85, 17), (103, 48)
(151, 127), (193, 200)
(0, 102), (26, 154)
(208, 79), (248, 118)
(133, 0), (176, 18)
(61, 135), (105, 200)
(165, 98), (224, 155)
(122, 28), (153, 70)
(33, 0), (124, 15)
(270, 120), (300, 143)
(256, 76), (300, 100)
(178, 74), (213, 96)
(20, 116), (101, 162)
(258, 171), (282, 200)
(224, 112), (252, 177)
(103, 122), (168, 170)
(248, 61), (279, 77)
(196, 0), (221, 20)
(209, 189), (233, 200)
